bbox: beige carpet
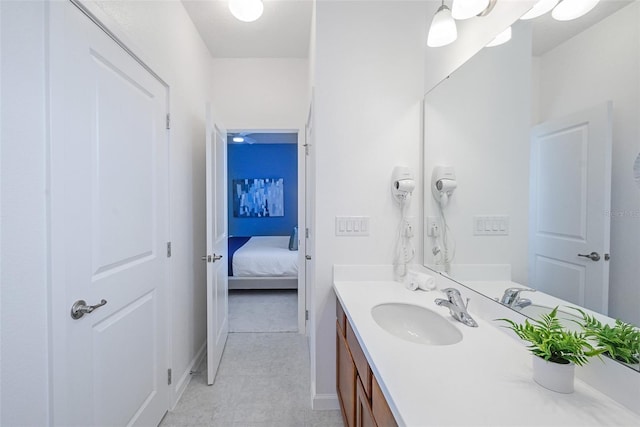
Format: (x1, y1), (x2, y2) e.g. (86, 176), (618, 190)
(228, 289), (298, 333)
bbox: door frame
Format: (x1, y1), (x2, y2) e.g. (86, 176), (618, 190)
(226, 127), (307, 334)
(48, 1), (173, 422)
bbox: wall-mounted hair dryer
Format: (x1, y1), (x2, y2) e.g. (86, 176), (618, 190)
(392, 166), (415, 203)
(431, 165), (457, 207)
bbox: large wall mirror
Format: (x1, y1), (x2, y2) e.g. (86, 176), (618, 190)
(423, 1), (639, 371)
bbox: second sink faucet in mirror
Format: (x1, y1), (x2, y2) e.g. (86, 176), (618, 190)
(435, 288), (478, 327)
(497, 287), (536, 309)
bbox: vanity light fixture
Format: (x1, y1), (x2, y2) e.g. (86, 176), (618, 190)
(519, 0), (559, 20)
(427, 1), (458, 48)
(552, 0), (600, 21)
(451, 0), (490, 20)
(229, 0), (264, 23)
(485, 25), (512, 47)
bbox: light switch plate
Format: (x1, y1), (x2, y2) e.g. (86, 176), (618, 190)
(336, 216), (370, 236)
(473, 215), (509, 236)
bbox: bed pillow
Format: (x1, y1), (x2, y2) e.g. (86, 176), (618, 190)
(288, 226), (298, 251)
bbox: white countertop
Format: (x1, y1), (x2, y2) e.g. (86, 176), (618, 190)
(334, 278), (640, 427)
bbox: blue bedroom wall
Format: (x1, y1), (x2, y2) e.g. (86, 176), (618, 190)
(228, 143), (298, 236)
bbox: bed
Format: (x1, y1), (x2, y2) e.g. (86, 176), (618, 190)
(228, 236), (299, 290)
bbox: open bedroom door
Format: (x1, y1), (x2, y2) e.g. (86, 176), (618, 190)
(205, 103), (229, 385)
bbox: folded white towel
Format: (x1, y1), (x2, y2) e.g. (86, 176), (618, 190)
(405, 271), (436, 291)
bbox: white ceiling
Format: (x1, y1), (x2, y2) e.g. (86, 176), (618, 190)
(182, 0), (313, 58)
(532, 0), (634, 56)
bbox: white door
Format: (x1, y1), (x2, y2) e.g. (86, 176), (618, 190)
(304, 102), (315, 331)
(49, 2), (169, 426)
(205, 104), (229, 385)
(529, 102), (612, 313)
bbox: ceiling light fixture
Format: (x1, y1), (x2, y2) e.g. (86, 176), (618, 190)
(519, 0), (560, 20)
(451, 0), (490, 20)
(427, 1), (458, 48)
(551, 0), (600, 21)
(486, 26), (512, 47)
(232, 136), (245, 143)
(229, 0), (264, 23)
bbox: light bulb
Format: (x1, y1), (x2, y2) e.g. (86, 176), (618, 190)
(427, 4), (458, 48)
(229, 0), (264, 23)
(520, 0), (560, 20)
(552, 0), (600, 21)
(451, 0), (490, 20)
(486, 26), (512, 47)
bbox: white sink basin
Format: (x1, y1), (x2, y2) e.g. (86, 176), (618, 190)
(371, 303), (463, 345)
(517, 305), (583, 332)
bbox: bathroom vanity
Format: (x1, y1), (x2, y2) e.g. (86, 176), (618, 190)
(334, 266), (640, 427)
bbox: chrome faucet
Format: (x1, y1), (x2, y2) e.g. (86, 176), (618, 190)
(497, 287), (536, 309)
(435, 288), (478, 328)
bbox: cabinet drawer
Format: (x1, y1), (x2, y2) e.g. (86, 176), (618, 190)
(337, 298), (346, 336)
(346, 320), (372, 398)
(372, 375), (398, 427)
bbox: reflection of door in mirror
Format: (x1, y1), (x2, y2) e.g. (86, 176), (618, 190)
(529, 103), (612, 314)
(423, 3), (639, 334)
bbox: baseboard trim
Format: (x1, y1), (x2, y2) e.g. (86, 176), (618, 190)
(312, 392), (340, 410)
(170, 342), (206, 410)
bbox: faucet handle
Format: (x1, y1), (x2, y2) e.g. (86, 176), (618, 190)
(442, 287), (461, 297)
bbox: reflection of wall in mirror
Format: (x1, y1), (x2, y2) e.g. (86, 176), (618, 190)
(533, 3), (639, 326)
(424, 23), (532, 284)
(424, 3), (640, 327)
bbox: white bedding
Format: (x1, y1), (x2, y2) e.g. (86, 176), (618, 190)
(232, 236), (298, 277)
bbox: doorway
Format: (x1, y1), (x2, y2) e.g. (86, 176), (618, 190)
(225, 131), (306, 333)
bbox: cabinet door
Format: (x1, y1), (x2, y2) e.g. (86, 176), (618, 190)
(337, 324), (357, 427)
(356, 376), (377, 427)
(372, 376), (398, 427)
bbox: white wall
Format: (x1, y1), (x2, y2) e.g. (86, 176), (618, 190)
(311, 0), (427, 405)
(0, 2), (50, 425)
(0, 1), (215, 423)
(211, 58), (308, 130)
(536, 3), (640, 325)
(423, 23), (532, 284)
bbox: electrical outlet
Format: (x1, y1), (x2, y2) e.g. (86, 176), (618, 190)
(427, 216), (440, 237)
(405, 216), (416, 238)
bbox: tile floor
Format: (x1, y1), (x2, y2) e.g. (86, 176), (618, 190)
(228, 289), (298, 333)
(160, 291), (344, 427)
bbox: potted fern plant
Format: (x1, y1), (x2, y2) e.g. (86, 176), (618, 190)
(569, 307), (640, 367)
(498, 306), (603, 393)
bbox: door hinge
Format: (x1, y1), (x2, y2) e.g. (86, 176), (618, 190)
(305, 310), (309, 321)
(166, 242), (172, 258)
(166, 113), (170, 130)
(305, 228), (310, 238)
(167, 368), (172, 385)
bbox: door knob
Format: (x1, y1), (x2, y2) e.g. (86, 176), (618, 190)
(212, 254), (223, 262)
(578, 252), (601, 261)
(71, 299), (107, 320)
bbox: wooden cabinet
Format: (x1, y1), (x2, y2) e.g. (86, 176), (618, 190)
(337, 322), (356, 427)
(336, 298), (398, 427)
(356, 377), (376, 427)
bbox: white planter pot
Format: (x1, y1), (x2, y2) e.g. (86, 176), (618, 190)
(532, 356), (575, 394)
